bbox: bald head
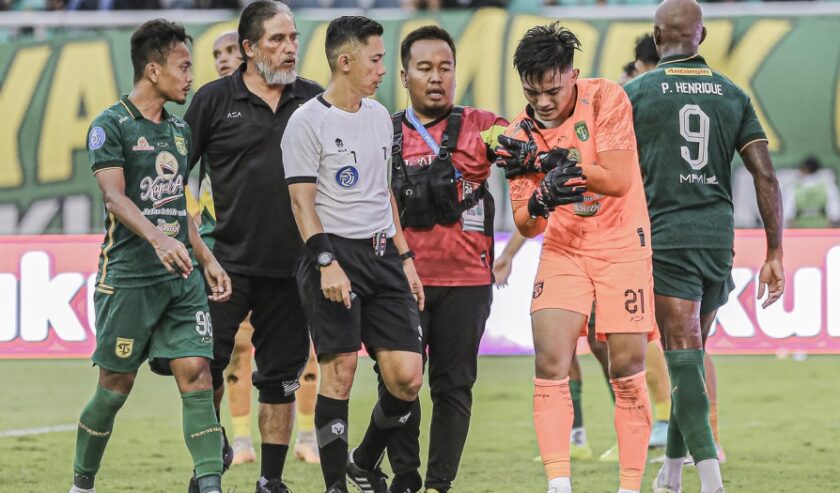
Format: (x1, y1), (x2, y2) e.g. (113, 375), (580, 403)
(213, 31), (241, 77)
(653, 0), (705, 58)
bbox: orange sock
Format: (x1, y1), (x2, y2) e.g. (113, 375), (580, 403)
(709, 400), (720, 444)
(534, 377), (573, 480)
(611, 371), (652, 491)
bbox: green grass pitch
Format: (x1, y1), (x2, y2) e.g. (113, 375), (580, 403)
(1, 355), (838, 492)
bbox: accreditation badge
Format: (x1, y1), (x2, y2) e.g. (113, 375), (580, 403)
(462, 181), (485, 233)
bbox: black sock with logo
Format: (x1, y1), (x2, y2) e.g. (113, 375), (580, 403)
(354, 390), (415, 471)
(315, 395), (349, 489)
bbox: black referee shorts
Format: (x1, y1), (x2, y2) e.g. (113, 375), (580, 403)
(297, 234), (422, 358)
(208, 272), (309, 404)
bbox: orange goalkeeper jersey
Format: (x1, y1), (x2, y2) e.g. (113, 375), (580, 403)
(508, 78), (652, 262)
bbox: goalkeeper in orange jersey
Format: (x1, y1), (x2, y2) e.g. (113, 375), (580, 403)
(497, 23), (654, 493)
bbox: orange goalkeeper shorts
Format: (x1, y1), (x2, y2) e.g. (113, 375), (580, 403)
(531, 246), (658, 342)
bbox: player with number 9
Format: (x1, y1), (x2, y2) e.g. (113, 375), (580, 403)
(624, 0), (785, 492)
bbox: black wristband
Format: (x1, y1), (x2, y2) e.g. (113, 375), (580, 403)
(399, 249), (416, 262)
(305, 233), (334, 261)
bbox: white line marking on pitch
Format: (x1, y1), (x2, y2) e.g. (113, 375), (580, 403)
(0, 424), (76, 438)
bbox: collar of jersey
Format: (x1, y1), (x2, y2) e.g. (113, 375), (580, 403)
(402, 107), (451, 131)
(657, 53), (707, 67)
(231, 63), (305, 101)
(119, 95), (169, 121)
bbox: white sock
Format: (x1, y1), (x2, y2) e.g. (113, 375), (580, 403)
(617, 489), (639, 493)
(664, 456), (684, 487)
(548, 477), (572, 493)
(570, 426), (587, 444)
(696, 458), (724, 493)
(69, 487), (95, 493)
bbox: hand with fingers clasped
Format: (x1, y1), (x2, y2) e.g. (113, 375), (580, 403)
(527, 161), (588, 219)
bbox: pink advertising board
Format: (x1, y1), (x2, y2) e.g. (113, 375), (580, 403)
(1, 231), (838, 359)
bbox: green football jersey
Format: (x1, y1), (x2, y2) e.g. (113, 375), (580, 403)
(88, 96), (194, 288)
(625, 54), (767, 250)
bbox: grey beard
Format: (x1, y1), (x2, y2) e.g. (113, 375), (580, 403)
(256, 60), (297, 86)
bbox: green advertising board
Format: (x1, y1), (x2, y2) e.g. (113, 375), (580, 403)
(1, 7), (839, 233)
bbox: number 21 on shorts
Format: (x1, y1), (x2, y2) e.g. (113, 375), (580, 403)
(624, 289), (646, 315)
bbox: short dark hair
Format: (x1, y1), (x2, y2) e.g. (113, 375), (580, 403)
(131, 19), (191, 83)
(325, 16), (384, 71)
(400, 25), (456, 70)
(238, 0), (293, 62)
(634, 34), (659, 66)
(801, 156), (821, 173)
(622, 61), (636, 78)
(513, 23), (581, 85)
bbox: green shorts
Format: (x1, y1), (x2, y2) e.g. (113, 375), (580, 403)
(652, 248), (735, 315)
(92, 269), (213, 374)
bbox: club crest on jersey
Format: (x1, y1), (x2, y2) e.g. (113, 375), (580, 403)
(174, 135), (188, 156)
(574, 121), (590, 141)
(115, 337), (134, 358)
(533, 282), (544, 299)
(88, 126), (106, 150)
(336, 166), (359, 189)
(132, 136), (154, 151)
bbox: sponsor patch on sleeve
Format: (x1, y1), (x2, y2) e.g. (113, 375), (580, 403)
(88, 126), (106, 150)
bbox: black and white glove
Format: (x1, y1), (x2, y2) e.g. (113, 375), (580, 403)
(536, 147), (577, 173)
(527, 165), (587, 218)
(495, 121), (539, 178)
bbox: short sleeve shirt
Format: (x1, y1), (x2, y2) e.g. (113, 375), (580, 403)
(624, 54), (767, 250)
(282, 96), (395, 239)
(88, 96), (193, 288)
(507, 78), (652, 262)
(399, 107), (508, 286)
(184, 67), (323, 277)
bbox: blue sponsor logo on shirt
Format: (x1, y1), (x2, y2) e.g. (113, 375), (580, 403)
(88, 126), (106, 150)
(336, 166), (359, 189)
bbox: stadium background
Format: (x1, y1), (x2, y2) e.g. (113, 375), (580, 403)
(0, 5), (838, 492)
(2, 4), (840, 356)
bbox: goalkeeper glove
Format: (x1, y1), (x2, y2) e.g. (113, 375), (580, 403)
(527, 165), (587, 218)
(495, 120), (539, 178)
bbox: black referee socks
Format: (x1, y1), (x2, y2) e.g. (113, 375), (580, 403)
(315, 395), (350, 488)
(354, 390), (415, 471)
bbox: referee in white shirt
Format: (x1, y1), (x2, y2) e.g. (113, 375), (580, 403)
(282, 16), (425, 493)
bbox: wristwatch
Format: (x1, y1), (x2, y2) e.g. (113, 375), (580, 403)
(399, 250), (416, 262)
(317, 251), (336, 268)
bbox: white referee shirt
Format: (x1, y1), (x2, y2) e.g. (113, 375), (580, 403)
(282, 95), (396, 239)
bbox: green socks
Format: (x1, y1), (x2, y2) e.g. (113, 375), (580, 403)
(665, 393), (687, 459)
(73, 384), (129, 488)
(665, 349), (717, 462)
(569, 379), (584, 428)
(181, 389), (224, 481)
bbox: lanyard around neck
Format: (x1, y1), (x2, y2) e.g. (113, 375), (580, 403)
(404, 106), (462, 180)
(405, 107), (441, 157)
